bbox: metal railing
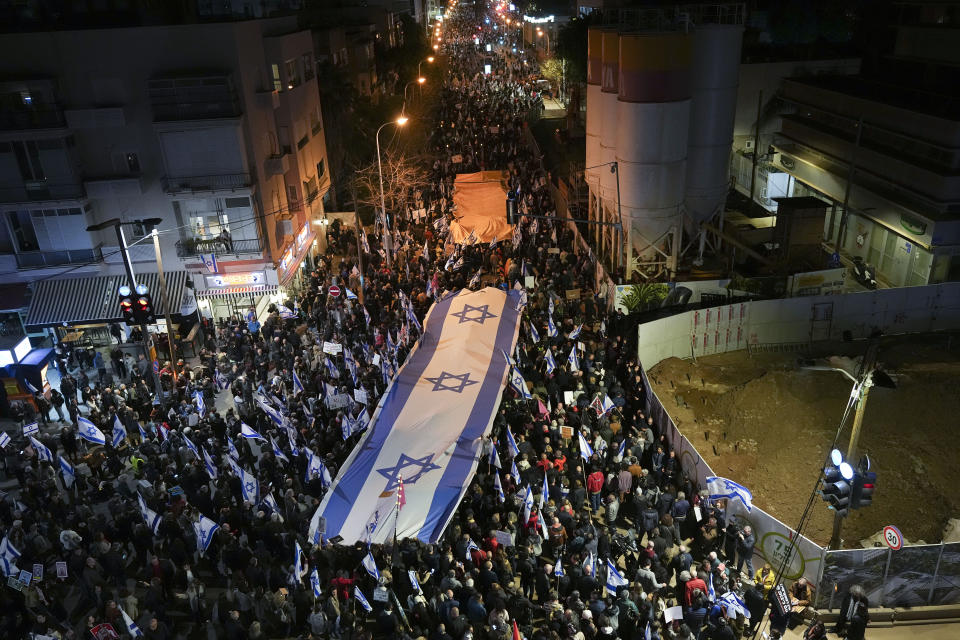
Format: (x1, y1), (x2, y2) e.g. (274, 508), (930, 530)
(175, 236), (262, 258)
(14, 246), (102, 269)
(0, 182), (85, 203)
(162, 173), (252, 193)
(0, 107), (66, 130)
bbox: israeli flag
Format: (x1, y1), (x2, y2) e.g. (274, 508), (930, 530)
(617, 438), (627, 459)
(121, 606), (143, 637)
(241, 422), (265, 440)
(539, 469), (549, 510)
(227, 437), (240, 460)
(510, 458), (521, 484)
(77, 417), (106, 445)
(311, 568), (322, 597)
(515, 288), (528, 311)
(277, 305), (297, 319)
(528, 322), (540, 343)
(506, 427), (520, 458)
(22, 422), (39, 437)
(567, 345), (579, 372)
(293, 370), (305, 395)
(605, 558), (629, 595)
(200, 253), (218, 274)
(112, 415), (127, 448)
(645, 622), (652, 640)
(444, 254), (456, 271)
(59, 455), (75, 488)
(362, 551), (380, 580)
(469, 271), (481, 289)
(270, 436), (290, 463)
(29, 435), (53, 463)
(501, 348), (516, 368)
(183, 434), (200, 460)
(345, 288), (358, 300)
(465, 538), (480, 561)
(706, 476), (754, 512)
(194, 514), (220, 554)
(361, 231), (371, 254)
(325, 357), (339, 379)
(262, 492), (284, 521)
(494, 471), (505, 503)
(489, 444), (501, 469)
(192, 390), (206, 417)
(237, 464), (260, 503)
(707, 571), (716, 602)
(582, 551), (596, 578)
(578, 431), (594, 461)
(355, 586), (373, 612)
(305, 448), (332, 487)
(201, 447), (218, 480)
(409, 569), (422, 593)
(138, 493), (161, 535)
(522, 484), (534, 524)
(554, 557), (564, 577)
(601, 395), (616, 416)
(509, 367), (532, 399)
(294, 541), (306, 583)
(138, 422), (149, 441)
(548, 296), (555, 316)
(544, 349), (556, 375)
(362, 305), (371, 325)
(215, 369), (229, 392)
(546, 314), (558, 337)
(569, 323), (583, 340)
(0, 432), (10, 449)
(0, 536), (21, 573)
(719, 590), (751, 618)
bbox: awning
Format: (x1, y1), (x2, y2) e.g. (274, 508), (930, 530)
(196, 284), (278, 300)
(25, 270), (194, 329)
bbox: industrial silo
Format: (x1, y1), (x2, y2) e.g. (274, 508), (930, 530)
(585, 27), (603, 192)
(684, 24), (744, 231)
(616, 32), (693, 262)
(598, 29), (621, 259)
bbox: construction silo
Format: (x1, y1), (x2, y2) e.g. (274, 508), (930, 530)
(585, 27), (603, 192)
(616, 32), (693, 260)
(684, 24), (744, 230)
(598, 29), (620, 212)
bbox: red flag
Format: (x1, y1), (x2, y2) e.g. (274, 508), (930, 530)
(513, 620), (521, 640)
(397, 475), (406, 511)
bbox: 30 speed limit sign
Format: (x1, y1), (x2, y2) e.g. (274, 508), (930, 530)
(883, 525), (903, 551)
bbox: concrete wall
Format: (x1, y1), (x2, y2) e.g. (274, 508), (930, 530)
(637, 282), (960, 367)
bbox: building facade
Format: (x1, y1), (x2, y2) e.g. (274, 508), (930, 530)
(0, 15), (331, 323)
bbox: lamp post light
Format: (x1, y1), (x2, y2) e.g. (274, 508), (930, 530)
(376, 115), (408, 268)
(418, 56), (435, 79)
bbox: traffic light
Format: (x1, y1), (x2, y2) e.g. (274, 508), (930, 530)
(133, 284), (156, 324)
(118, 285), (136, 326)
(821, 449), (853, 516)
(506, 191), (517, 225)
(851, 471), (876, 510)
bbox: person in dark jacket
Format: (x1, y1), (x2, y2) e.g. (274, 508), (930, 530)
(835, 584), (869, 640)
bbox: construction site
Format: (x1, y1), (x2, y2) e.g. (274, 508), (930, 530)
(645, 333), (960, 548)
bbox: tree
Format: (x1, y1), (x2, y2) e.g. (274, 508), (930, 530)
(351, 148), (433, 226)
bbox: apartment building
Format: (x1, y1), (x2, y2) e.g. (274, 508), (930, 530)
(0, 15), (331, 326)
(765, 1), (960, 286)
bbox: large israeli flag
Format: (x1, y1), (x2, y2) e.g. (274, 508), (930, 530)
(311, 288), (522, 545)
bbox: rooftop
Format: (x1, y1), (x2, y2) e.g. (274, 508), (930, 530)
(785, 74), (960, 122)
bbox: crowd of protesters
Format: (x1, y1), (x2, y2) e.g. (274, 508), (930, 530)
(0, 5), (819, 640)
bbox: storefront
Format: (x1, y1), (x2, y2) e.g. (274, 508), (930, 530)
(276, 222), (317, 290)
(24, 270), (194, 361)
(194, 270), (280, 321)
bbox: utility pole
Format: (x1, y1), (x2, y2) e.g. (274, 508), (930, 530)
(350, 183), (366, 305)
(151, 228), (178, 376)
(748, 90), (762, 210)
(835, 116), (864, 249)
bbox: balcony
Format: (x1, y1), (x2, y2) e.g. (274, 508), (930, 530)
(64, 107), (126, 129)
(175, 236), (263, 258)
(84, 176), (143, 198)
(148, 75), (242, 122)
(14, 246), (102, 269)
(0, 181), (85, 203)
(0, 106), (66, 131)
(264, 147), (292, 177)
(162, 173), (252, 194)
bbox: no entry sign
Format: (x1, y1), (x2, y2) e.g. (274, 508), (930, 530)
(328, 285), (341, 298)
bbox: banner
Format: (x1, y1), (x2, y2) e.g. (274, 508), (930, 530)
(313, 288), (522, 544)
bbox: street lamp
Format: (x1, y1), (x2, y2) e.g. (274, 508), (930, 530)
(376, 116), (408, 267)
(418, 56), (435, 78)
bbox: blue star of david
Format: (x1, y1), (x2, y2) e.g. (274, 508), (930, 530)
(377, 453), (441, 491)
(425, 370), (479, 393)
(87, 427), (98, 436)
(450, 303), (497, 324)
(244, 481), (256, 494)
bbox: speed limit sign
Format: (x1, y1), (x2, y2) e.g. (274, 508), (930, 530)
(883, 525), (903, 551)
